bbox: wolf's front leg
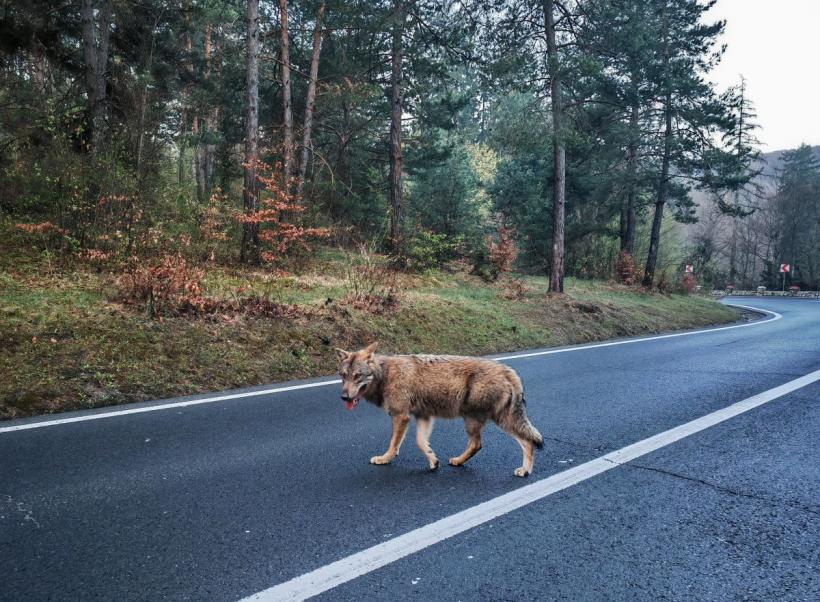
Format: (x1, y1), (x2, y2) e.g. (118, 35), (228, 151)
(415, 417), (439, 470)
(371, 413), (410, 465)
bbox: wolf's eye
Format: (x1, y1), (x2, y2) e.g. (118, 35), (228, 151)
(353, 372), (361, 379)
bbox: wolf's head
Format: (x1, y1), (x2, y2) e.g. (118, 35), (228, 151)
(335, 342), (379, 410)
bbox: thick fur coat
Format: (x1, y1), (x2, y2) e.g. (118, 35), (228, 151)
(336, 343), (544, 477)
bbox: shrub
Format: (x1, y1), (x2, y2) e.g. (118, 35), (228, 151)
(198, 190), (232, 262)
(680, 273), (698, 295)
(235, 160), (330, 266)
(14, 221), (67, 252)
(501, 277), (529, 300)
(117, 254), (205, 317)
(405, 231), (463, 272)
(654, 269), (671, 293)
(343, 244), (400, 313)
(615, 251), (636, 285)
(473, 225), (517, 282)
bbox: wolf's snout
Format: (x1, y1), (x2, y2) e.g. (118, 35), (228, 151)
(341, 390), (359, 411)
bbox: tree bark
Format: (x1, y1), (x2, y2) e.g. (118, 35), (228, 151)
(545, 0), (565, 293)
(388, 0), (405, 256)
(197, 24), (212, 200)
(80, 0), (111, 155)
(621, 78), (639, 255)
(179, 0), (194, 186)
(201, 23), (221, 198)
(241, 0), (261, 264)
(295, 2), (325, 199)
(643, 92), (671, 288)
(178, 105), (188, 185)
(642, 0), (670, 288)
(193, 115), (204, 202)
(135, 12), (160, 185)
(29, 36), (49, 94)
(728, 222), (737, 284)
(80, 0), (96, 93)
(96, 1), (111, 122)
(279, 0), (294, 182)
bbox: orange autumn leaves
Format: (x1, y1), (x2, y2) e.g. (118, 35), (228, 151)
(236, 159), (329, 263)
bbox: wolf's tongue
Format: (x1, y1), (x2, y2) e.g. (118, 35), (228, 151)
(345, 398), (359, 411)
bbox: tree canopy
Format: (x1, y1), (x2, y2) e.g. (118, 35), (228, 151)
(3, 0), (802, 290)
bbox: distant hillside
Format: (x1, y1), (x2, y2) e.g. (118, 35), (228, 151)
(684, 144), (819, 242)
(756, 145), (820, 184)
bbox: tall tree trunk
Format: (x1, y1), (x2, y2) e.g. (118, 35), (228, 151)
(197, 24), (212, 200)
(204, 26), (221, 195)
(80, 0), (110, 247)
(545, 0), (565, 293)
(81, 0), (98, 154)
(179, 0), (194, 186)
(295, 2), (325, 199)
(200, 23), (220, 198)
(642, 0), (670, 288)
(193, 24), (213, 202)
(388, 0), (404, 256)
(621, 77), (639, 255)
(29, 36), (49, 94)
(241, 0), (261, 264)
(279, 0), (294, 182)
(643, 92), (671, 288)
(178, 106), (188, 185)
(95, 1), (111, 135)
(193, 115), (205, 202)
(135, 12), (159, 185)
(728, 221), (738, 284)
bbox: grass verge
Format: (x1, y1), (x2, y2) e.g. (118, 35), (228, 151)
(0, 240), (739, 420)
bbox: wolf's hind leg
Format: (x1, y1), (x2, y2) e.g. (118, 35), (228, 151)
(449, 417), (485, 467)
(510, 435), (535, 477)
(371, 413), (410, 465)
(497, 403), (539, 477)
(415, 417), (439, 470)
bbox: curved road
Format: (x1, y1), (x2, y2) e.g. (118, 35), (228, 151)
(1, 297), (818, 601)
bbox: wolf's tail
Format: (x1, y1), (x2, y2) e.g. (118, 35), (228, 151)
(508, 392), (544, 450)
(518, 411), (544, 450)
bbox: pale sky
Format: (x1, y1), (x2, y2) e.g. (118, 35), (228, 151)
(706, 0), (820, 151)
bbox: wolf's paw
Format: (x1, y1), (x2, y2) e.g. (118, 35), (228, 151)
(370, 455), (393, 465)
(429, 458), (439, 471)
(513, 467), (531, 478)
(448, 457), (464, 467)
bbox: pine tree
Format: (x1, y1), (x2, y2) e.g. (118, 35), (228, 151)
(641, 0), (757, 287)
(774, 145), (820, 289)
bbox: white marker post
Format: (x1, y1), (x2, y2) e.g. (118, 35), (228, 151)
(780, 263), (790, 292)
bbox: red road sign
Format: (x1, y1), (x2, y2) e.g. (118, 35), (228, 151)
(779, 263), (790, 273)
(684, 264), (694, 273)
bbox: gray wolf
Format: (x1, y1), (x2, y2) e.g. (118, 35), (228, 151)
(335, 342), (544, 477)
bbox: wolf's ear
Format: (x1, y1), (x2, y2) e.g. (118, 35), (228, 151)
(335, 348), (350, 361)
(363, 341), (379, 357)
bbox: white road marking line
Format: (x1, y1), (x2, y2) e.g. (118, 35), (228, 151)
(0, 380), (341, 434)
(241, 367), (820, 602)
(0, 304), (780, 434)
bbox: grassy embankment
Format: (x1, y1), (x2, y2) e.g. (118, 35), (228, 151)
(0, 234), (739, 420)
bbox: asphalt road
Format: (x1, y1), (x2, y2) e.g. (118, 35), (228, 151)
(1, 297), (818, 601)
